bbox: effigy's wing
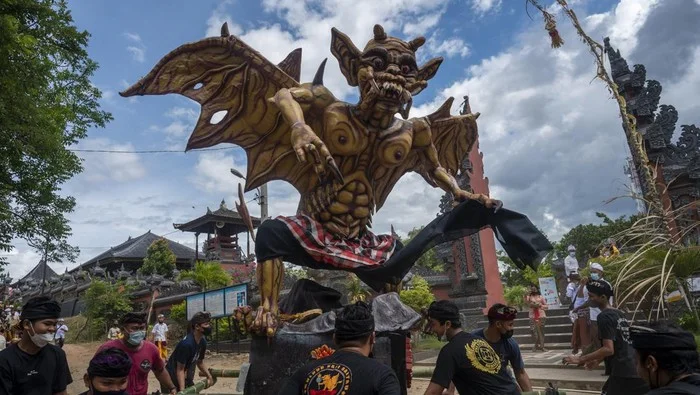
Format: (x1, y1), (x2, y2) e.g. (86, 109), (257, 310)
(372, 97), (479, 211)
(120, 24), (315, 193)
(424, 97), (479, 177)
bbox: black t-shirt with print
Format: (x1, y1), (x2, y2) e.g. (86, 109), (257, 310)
(0, 343), (73, 395)
(431, 331), (519, 395)
(597, 308), (638, 378)
(165, 333), (207, 390)
(647, 374), (700, 395)
(278, 349), (401, 395)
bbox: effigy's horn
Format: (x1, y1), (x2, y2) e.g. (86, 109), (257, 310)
(373, 24), (387, 40)
(408, 36), (426, 51)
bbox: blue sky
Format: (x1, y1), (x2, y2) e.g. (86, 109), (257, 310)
(6, 0), (700, 278)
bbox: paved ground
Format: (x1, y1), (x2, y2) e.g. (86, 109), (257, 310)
(65, 342), (605, 394)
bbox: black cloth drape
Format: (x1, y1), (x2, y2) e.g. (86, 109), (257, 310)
(256, 200), (553, 292)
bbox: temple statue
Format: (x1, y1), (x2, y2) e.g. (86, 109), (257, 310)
(121, 23), (552, 338)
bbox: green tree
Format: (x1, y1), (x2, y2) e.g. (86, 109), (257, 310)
(139, 238), (176, 277)
(84, 280), (132, 336)
(346, 274), (369, 303)
(558, 212), (640, 262)
(504, 285), (528, 310)
(179, 261), (232, 291)
(0, 0), (112, 264)
(402, 227), (444, 272)
(497, 250), (528, 287)
(400, 275), (435, 313)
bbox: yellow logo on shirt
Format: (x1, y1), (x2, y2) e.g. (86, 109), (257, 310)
(303, 363), (352, 395)
(465, 338), (501, 375)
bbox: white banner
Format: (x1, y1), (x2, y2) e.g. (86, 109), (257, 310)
(538, 277), (561, 307)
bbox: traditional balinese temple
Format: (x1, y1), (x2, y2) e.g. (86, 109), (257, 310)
(605, 38), (700, 244)
(10, 259), (58, 301)
(430, 96), (503, 327)
(173, 199), (260, 283)
(8, 232), (195, 316)
(8, 198), (262, 318)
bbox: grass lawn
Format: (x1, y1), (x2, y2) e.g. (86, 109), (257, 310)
(413, 336), (445, 351)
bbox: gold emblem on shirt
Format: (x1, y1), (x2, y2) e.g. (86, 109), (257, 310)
(465, 338), (501, 374)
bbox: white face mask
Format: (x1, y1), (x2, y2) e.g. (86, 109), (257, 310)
(28, 324), (54, 348)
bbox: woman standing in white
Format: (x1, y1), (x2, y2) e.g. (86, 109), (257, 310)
(152, 314), (169, 360)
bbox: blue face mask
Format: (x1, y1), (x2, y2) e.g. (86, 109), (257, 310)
(126, 330), (145, 346)
(590, 273), (601, 281)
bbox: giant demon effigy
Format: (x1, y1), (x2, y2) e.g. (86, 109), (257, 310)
(121, 23), (552, 339)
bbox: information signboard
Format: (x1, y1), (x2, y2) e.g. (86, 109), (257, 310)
(186, 283), (249, 320)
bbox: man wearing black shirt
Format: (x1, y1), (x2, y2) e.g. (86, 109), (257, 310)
(472, 303), (532, 392)
(424, 300), (514, 395)
(278, 301), (401, 395)
(563, 280), (649, 395)
(164, 311), (214, 391)
(0, 296), (73, 395)
(630, 322), (700, 394)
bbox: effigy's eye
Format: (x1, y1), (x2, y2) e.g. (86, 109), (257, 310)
(373, 58), (385, 70)
(401, 65), (411, 74)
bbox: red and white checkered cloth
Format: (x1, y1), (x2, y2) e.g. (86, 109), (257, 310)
(277, 214), (397, 269)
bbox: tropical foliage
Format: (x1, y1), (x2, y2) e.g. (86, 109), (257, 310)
(504, 285), (528, 310)
(1, 0), (111, 264)
(346, 274), (369, 303)
(401, 227), (444, 272)
(84, 280), (132, 337)
(400, 275), (435, 313)
(178, 261), (232, 291)
(139, 238), (176, 277)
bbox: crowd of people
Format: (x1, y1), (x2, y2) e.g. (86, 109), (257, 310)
(0, 296), (213, 395)
(0, 280), (696, 394)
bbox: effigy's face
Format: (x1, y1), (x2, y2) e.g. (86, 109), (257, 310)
(357, 40), (420, 116)
(331, 24), (443, 119)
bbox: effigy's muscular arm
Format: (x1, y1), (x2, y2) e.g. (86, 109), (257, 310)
(414, 118), (501, 209)
(271, 88), (343, 182)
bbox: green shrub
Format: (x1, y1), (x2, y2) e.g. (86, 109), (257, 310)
(504, 285), (528, 310)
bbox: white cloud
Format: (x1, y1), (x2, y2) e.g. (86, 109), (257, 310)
(149, 106), (200, 149)
(403, 13), (444, 36)
(594, 0), (660, 54)
(203, 0), (452, 99)
(470, 0), (502, 15)
(428, 36), (471, 58)
(123, 32), (142, 43)
(190, 151), (242, 194)
(76, 138), (147, 182)
(205, 12), (243, 38)
(126, 46), (145, 63)
(124, 31), (146, 62)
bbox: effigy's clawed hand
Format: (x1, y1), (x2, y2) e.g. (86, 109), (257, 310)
(454, 189), (503, 212)
(291, 122), (344, 184)
(251, 305), (279, 338)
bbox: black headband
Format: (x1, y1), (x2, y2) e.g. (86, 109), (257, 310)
(335, 317), (374, 340)
(586, 280), (613, 297)
(120, 312), (146, 326)
(20, 298), (61, 321)
(88, 348), (132, 378)
(631, 327), (698, 351)
(427, 302), (460, 323)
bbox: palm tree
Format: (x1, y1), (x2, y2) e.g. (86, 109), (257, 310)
(346, 274), (369, 303)
(178, 261), (232, 291)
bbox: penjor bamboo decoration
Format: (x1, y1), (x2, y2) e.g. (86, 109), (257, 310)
(526, 0), (673, 241)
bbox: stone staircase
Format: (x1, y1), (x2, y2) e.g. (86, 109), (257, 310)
(474, 307), (575, 350)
